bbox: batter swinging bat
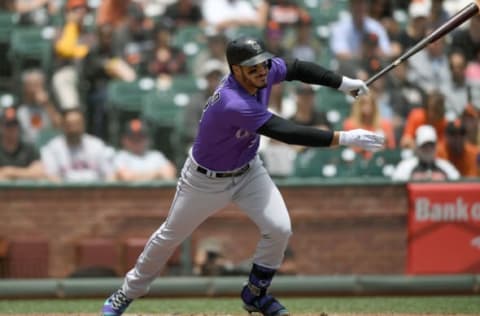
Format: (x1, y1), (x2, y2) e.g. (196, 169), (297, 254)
(365, 1), (479, 86)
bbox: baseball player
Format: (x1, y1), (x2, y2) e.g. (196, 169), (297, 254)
(102, 36), (384, 316)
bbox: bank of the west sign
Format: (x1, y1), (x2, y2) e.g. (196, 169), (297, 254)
(407, 183), (480, 274)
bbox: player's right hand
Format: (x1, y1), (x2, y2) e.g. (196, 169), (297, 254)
(339, 129), (385, 151)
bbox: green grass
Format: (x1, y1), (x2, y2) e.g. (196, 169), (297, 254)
(0, 296), (479, 314)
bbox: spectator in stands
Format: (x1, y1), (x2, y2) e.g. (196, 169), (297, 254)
(289, 84), (330, 129)
(344, 93), (396, 156)
(201, 0), (266, 32)
(147, 20), (187, 78)
(261, 84), (328, 177)
(263, 21), (287, 58)
(386, 61), (426, 144)
(368, 0), (398, 39)
(451, 14), (480, 63)
(362, 32), (385, 78)
(0, 1), (14, 10)
(330, 0), (391, 63)
(407, 27), (451, 93)
(41, 109), (115, 182)
(52, 0), (92, 110)
(466, 45), (480, 81)
(0, 107), (46, 181)
(288, 83), (330, 145)
(465, 46), (480, 108)
(284, 17), (321, 63)
(260, 0), (310, 37)
(163, 0), (203, 27)
(429, 0), (449, 29)
(112, 2), (154, 76)
(96, 0), (132, 28)
(267, 81), (287, 117)
(393, 0), (430, 53)
(113, 119), (176, 182)
(15, 0), (60, 26)
(461, 104), (479, 147)
(401, 90), (447, 149)
(192, 32), (229, 77)
(183, 59), (226, 150)
(438, 120), (479, 178)
(17, 69), (60, 144)
(392, 124), (459, 181)
(443, 51), (471, 118)
(337, 31), (384, 80)
(82, 23), (136, 141)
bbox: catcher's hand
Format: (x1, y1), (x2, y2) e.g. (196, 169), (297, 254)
(339, 129), (385, 151)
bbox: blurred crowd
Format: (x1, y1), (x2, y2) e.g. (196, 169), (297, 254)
(0, 0), (478, 183)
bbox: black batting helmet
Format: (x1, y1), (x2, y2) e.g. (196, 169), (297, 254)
(226, 36), (274, 66)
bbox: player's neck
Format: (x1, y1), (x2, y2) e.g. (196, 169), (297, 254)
(238, 79), (258, 95)
(233, 73), (259, 95)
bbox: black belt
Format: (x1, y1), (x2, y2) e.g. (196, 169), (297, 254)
(196, 164), (250, 178)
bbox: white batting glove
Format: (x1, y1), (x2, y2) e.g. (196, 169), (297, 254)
(339, 129), (385, 151)
(338, 76), (369, 96)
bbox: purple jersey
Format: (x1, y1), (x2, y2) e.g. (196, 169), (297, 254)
(192, 57), (287, 171)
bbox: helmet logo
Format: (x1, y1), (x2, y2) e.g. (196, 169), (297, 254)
(246, 39), (262, 53)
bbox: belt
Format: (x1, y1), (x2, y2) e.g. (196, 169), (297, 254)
(195, 163), (250, 178)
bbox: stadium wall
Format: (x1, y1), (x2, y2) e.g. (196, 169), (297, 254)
(0, 179), (407, 278)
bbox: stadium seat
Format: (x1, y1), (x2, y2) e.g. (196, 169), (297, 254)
(0, 11), (16, 90)
(314, 87), (351, 128)
(35, 127), (61, 148)
(0, 11), (15, 43)
(141, 89), (188, 160)
(141, 89), (188, 127)
(292, 147), (361, 178)
(122, 237), (183, 276)
(170, 109), (192, 168)
(75, 238), (119, 275)
(172, 25), (205, 49)
(227, 26), (263, 39)
(0, 237), (6, 277)
(106, 78), (156, 145)
(6, 237), (49, 278)
(362, 148), (405, 178)
(164, 74), (202, 94)
(173, 25), (207, 66)
(8, 27), (54, 89)
(300, 0), (349, 26)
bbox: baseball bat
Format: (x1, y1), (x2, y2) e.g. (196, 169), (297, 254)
(365, 1), (479, 86)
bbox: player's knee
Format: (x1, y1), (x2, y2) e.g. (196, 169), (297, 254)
(269, 223), (292, 241)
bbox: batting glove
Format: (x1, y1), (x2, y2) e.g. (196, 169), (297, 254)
(338, 76), (369, 96)
(339, 129), (385, 151)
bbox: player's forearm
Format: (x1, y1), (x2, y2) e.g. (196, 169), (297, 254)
(257, 114), (335, 147)
(284, 59), (342, 89)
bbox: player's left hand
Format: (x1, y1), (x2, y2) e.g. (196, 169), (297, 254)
(339, 129), (385, 151)
(338, 76), (369, 96)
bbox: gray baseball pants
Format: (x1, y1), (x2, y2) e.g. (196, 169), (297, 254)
(122, 155), (292, 299)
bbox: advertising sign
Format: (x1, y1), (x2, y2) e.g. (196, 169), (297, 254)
(407, 183), (480, 274)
